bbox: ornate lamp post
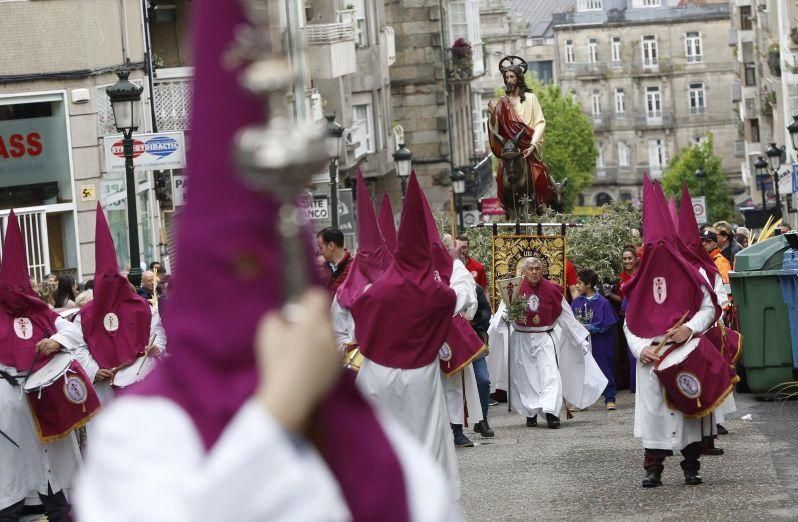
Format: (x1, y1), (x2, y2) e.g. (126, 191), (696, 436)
(106, 70), (144, 286)
(695, 168), (706, 197)
(451, 169), (466, 232)
(787, 115), (798, 151)
(325, 114), (344, 228)
(766, 143), (784, 217)
(393, 143), (412, 197)
(754, 155), (770, 210)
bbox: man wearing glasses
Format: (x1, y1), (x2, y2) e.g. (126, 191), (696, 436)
(700, 230), (732, 283)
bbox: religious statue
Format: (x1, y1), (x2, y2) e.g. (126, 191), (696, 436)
(487, 56), (554, 217)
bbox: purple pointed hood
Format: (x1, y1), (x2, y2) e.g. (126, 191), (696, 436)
(377, 193), (397, 253)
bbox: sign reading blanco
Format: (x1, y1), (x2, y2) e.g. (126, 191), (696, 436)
(103, 131), (186, 173)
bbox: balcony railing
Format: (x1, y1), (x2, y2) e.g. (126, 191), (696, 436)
(448, 41), (485, 81)
(574, 62), (608, 78)
(306, 22), (355, 45)
(634, 111), (674, 129)
(631, 58), (672, 76)
(153, 68), (193, 131)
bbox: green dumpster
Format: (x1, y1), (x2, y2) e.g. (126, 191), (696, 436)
(729, 235), (794, 393)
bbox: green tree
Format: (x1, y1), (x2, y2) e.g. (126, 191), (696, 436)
(660, 133), (735, 223)
(528, 77), (597, 211)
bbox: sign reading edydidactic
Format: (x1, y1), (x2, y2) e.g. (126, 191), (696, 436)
(103, 131), (186, 174)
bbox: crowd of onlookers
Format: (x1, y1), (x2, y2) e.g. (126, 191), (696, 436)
(30, 261), (170, 313)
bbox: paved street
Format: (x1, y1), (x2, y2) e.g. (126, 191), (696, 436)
(458, 391), (798, 521)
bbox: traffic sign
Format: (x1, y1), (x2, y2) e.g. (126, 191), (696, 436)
(691, 196), (707, 225)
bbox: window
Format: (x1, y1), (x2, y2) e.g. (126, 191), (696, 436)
(351, 0), (369, 47)
(614, 88), (625, 115)
(350, 97), (375, 158)
(449, 1), (468, 42)
(689, 83), (706, 114)
(744, 63), (756, 86)
(618, 141), (630, 167)
(685, 32), (702, 63)
(597, 143), (606, 168)
(750, 118), (760, 143)
(640, 0), (661, 6)
(611, 37), (621, 62)
(646, 86), (662, 120)
(595, 193), (613, 206)
(642, 35), (658, 68)
(565, 40), (575, 64)
(739, 6), (753, 31)
(648, 139), (666, 177)
(588, 38), (598, 63)
(787, 83), (798, 114)
(577, 0), (602, 11)
(591, 90), (601, 116)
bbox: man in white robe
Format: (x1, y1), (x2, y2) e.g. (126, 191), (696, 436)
(0, 316), (86, 520)
(502, 257), (606, 428)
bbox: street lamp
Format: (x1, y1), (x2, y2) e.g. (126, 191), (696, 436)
(106, 70), (144, 286)
(766, 143), (784, 217)
(325, 113), (344, 228)
(754, 155), (770, 210)
(393, 143), (412, 197)
(694, 168), (706, 197)
(451, 169), (466, 232)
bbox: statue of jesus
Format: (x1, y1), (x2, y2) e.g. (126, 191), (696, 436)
(487, 56), (552, 209)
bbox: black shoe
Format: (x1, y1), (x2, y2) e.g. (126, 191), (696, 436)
(684, 471), (703, 485)
(545, 413), (561, 429)
(702, 447), (724, 456)
(641, 469), (662, 488)
(717, 424), (728, 435)
(453, 431), (474, 448)
(526, 415), (537, 427)
(488, 399), (499, 407)
(476, 419), (494, 438)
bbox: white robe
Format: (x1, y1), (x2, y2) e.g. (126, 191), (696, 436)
(486, 301), (510, 394)
(505, 299), (607, 419)
(0, 317), (86, 509)
(333, 291), (460, 497)
(624, 286), (717, 450)
(442, 260), (482, 427)
(75, 397), (459, 521)
(73, 306), (167, 406)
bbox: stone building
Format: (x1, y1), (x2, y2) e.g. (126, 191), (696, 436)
(0, 0), (149, 281)
(730, 0), (798, 227)
(553, 0), (743, 207)
(384, 0), (486, 211)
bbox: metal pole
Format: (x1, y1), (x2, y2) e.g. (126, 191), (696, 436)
(400, 177), (407, 199)
(330, 159), (339, 228)
(761, 180), (767, 210)
(456, 193), (463, 231)
(123, 131), (142, 287)
(773, 168), (783, 218)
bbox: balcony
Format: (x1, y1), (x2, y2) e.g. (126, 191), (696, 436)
(562, 62), (608, 79)
(306, 22), (357, 79)
(153, 67), (193, 131)
(592, 114), (612, 131)
(448, 41), (485, 81)
(631, 58), (672, 77)
(634, 112), (674, 130)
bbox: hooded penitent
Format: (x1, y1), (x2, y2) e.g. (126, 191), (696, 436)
(667, 196), (679, 228)
(0, 210), (59, 371)
(133, 1), (408, 519)
(0, 210), (100, 441)
(80, 203), (152, 369)
(624, 177), (715, 338)
(351, 173), (457, 369)
(377, 193), (397, 254)
(336, 173), (392, 309)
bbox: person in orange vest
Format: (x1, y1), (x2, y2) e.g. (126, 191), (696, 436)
(700, 230), (732, 283)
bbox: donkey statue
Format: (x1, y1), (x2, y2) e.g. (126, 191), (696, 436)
(492, 128), (533, 220)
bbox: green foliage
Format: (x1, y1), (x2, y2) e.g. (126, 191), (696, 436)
(507, 297), (528, 323)
(526, 76), (598, 211)
(660, 133), (736, 223)
(567, 203), (642, 284)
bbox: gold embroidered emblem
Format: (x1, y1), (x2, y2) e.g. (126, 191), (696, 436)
(533, 315), (540, 325)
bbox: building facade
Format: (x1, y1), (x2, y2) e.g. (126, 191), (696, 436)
(0, 0), (153, 281)
(384, 0), (486, 212)
(553, 0), (743, 207)
(730, 0), (798, 226)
